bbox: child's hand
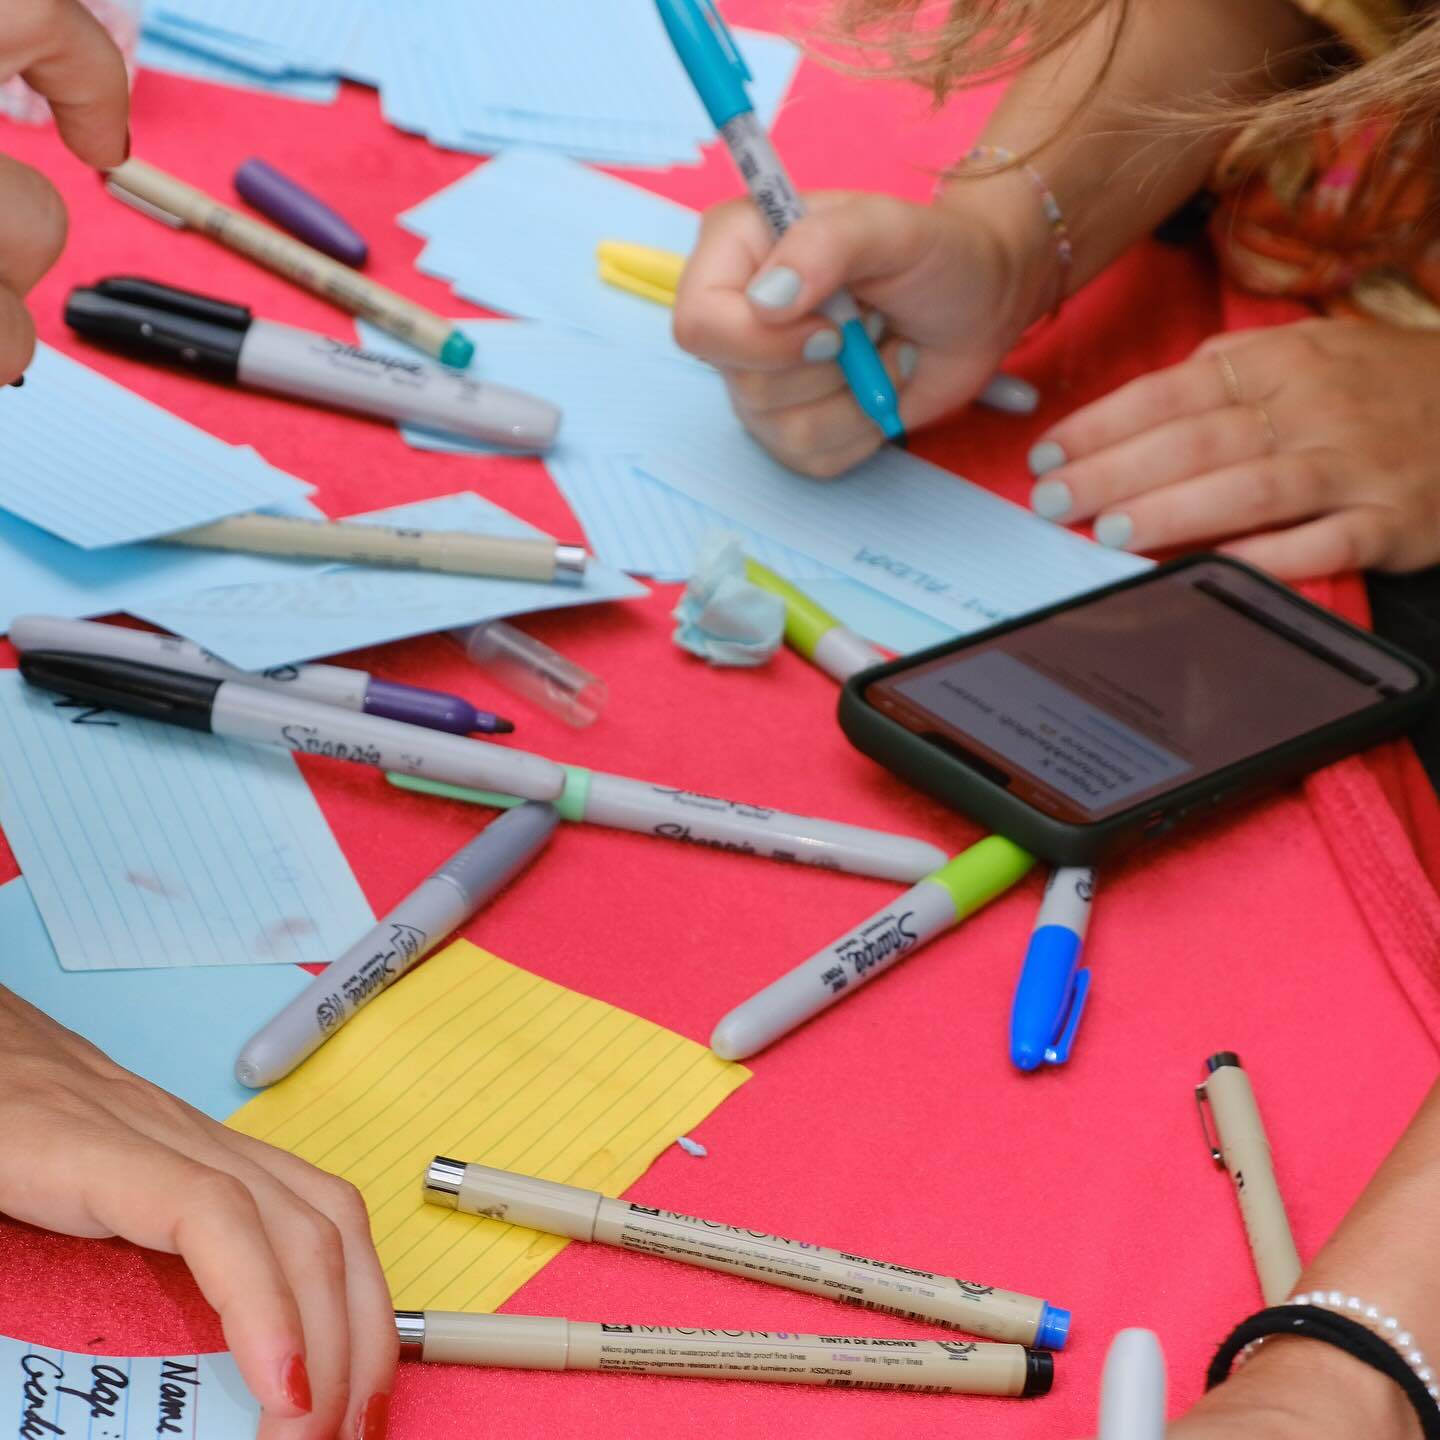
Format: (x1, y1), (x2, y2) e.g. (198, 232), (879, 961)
(674, 187), (1047, 477)
(1029, 318), (1440, 579)
(0, 0), (129, 382)
(0, 986), (397, 1440)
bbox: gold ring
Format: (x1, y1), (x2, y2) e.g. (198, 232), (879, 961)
(1216, 352), (1244, 406)
(1255, 404), (1279, 449)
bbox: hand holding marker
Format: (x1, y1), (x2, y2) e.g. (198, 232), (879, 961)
(656, 0), (904, 441)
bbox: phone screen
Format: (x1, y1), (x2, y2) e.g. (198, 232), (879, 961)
(864, 560), (1424, 825)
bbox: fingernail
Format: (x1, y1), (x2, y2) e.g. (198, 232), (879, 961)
(802, 328), (842, 362)
(281, 1354), (312, 1414)
(978, 374), (1039, 415)
(864, 310), (886, 342)
(123, 128), (132, 163)
(1095, 513), (1135, 549)
(746, 266), (802, 310)
(1028, 440), (1067, 476)
(7, 375), (24, 389)
(1030, 478), (1074, 521)
(898, 343), (919, 380)
(357, 1392), (390, 1440)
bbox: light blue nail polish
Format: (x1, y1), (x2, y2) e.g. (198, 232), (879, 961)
(978, 374), (1040, 416)
(746, 266), (802, 309)
(1095, 513), (1135, 549)
(1028, 440), (1067, 476)
(802, 329), (842, 362)
(864, 310), (886, 343)
(898, 343), (919, 380)
(1030, 479), (1073, 520)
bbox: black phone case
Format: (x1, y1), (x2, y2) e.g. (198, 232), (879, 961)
(837, 554), (1438, 866)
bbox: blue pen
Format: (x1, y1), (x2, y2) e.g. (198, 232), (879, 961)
(656, 0), (905, 441)
(1010, 867), (1095, 1071)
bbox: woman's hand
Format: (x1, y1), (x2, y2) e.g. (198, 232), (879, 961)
(1029, 317), (1440, 580)
(0, 986), (397, 1440)
(0, 0), (129, 382)
(673, 180), (1053, 478)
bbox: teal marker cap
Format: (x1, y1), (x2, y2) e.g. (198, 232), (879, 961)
(440, 330), (475, 369)
(387, 766), (591, 820)
(656, 0), (754, 130)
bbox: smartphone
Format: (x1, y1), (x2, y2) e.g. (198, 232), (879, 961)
(840, 554), (1435, 865)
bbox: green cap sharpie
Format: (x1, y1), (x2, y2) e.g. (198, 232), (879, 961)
(387, 765), (948, 883)
(711, 836), (1036, 1059)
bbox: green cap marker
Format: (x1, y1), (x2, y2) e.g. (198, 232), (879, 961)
(744, 558), (887, 683)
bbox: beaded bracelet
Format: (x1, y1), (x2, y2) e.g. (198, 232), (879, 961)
(1207, 1304), (1440, 1440)
(957, 144), (1074, 318)
(1288, 1292), (1439, 1402)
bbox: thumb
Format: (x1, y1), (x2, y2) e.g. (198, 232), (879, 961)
(743, 195), (930, 326)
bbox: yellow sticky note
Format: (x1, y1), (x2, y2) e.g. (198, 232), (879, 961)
(228, 940), (750, 1312)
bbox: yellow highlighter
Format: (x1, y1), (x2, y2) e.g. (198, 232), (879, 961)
(596, 241), (686, 306)
(601, 238), (1041, 417)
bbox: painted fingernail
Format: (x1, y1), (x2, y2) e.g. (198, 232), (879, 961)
(1095, 512), (1135, 549)
(1028, 440), (1067, 476)
(898, 343), (919, 380)
(802, 328), (842, 362)
(123, 128), (132, 163)
(7, 375), (24, 389)
(746, 266), (802, 310)
(1030, 479), (1074, 521)
(357, 1392), (390, 1440)
(864, 310), (886, 342)
(978, 374), (1039, 415)
(281, 1354), (312, 1414)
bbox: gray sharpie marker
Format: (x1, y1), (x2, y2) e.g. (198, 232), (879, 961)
(236, 802), (558, 1087)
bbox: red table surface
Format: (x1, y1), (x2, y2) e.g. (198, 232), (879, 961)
(3, 8), (1440, 1436)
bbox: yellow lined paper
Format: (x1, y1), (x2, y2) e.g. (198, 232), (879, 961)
(227, 940), (750, 1311)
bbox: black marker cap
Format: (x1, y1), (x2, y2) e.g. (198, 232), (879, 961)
(65, 282), (249, 380)
(1206, 1051), (1243, 1073)
(19, 652), (222, 732)
(1023, 1350), (1054, 1397)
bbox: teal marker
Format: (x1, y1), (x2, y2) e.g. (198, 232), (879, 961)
(710, 837), (1037, 1059)
(388, 765), (949, 883)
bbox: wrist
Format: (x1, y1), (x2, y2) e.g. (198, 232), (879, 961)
(933, 165), (1066, 340)
(1217, 1330), (1419, 1439)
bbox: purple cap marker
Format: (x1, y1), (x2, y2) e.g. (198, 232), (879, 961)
(234, 157), (369, 267)
(363, 678), (512, 735)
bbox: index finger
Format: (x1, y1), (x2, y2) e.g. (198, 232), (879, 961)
(673, 199), (834, 370)
(18, 0), (129, 169)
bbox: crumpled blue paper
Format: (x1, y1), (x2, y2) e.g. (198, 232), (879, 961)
(672, 532), (785, 667)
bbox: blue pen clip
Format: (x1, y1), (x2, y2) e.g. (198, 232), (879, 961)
(696, 0), (751, 82)
(656, 0), (753, 128)
(1043, 967), (1092, 1066)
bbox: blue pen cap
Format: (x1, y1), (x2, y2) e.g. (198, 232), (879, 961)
(1010, 926), (1085, 1072)
(655, 0), (754, 128)
(1036, 1304), (1071, 1351)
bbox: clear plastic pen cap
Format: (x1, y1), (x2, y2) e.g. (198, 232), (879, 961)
(449, 620), (607, 728)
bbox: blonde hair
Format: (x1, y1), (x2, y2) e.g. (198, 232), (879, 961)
(820, 0), (1440, 153)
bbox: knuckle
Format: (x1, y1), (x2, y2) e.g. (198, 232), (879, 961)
(318, 1177), (371, 1231)
(670, 305), (708, 356)
(12, 167), (68, 274)
(185, 1167), (255, 1218)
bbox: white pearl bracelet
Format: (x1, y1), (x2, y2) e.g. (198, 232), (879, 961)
(1288, 1292), (1439, 1403)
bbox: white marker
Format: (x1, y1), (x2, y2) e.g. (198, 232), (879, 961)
(1099, 1330), (1167, 1440)
(18, 652), (564, 801)
(711, 837), (1036, 1059)
(236, 803), (559, 1086)
(66, 278), (560, 451)
(387, 765), (950, 884)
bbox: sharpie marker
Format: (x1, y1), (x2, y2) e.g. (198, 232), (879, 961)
(1099, 1330), (1167, 1440)
(1009, 867), (1095, 1071)
(66, 279), (560, 451)
(18, 653), (563, 801)
(425, 1158), (1070, 1348)
(711, 837), (1036, 1059)
(236, 803), (558, 1087)
(386, 766), (948, 883)
(396, 1311), (1053, 1394)
(657, 0), (904, 441)
(9, 616), (513, 736)
(743, 558), (886, 683)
